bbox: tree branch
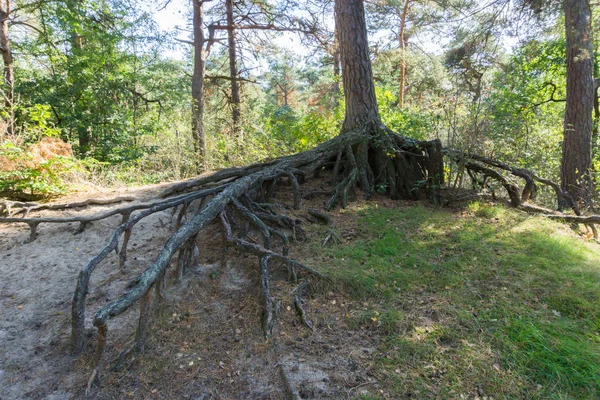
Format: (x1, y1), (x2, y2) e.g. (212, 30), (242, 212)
(205, 74), (257, 83)
(209, 23), (316, 35)
(530, 82), (565, 108)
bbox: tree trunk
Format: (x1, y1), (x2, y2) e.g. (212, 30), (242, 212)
(192, 0), (207, 171)
(0, 0), (14, 137)
(398, 0), (410, 109)
(332, 25), (341, 102)
(562, 0), (594, 207)
(335, 0), (380, 132)
(226, 0), (241, 138)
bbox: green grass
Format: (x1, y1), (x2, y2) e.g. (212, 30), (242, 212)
(307, 201), (600, 399)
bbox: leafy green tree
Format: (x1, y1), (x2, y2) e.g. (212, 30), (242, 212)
(10, 0), (190, 168)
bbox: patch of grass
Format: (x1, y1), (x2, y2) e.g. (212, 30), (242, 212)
(309, 201), (600, 399)
(347, 308), (406, 335)
(501, 318), (600, 398)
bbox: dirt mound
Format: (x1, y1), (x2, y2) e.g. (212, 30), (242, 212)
(28, 137), (73, 163)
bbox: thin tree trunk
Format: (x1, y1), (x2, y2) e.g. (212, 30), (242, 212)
(192, 0), (207, 171)
(226, 0), (241, 138)
(562, 0), (594, 207)
(0, 0), (14, 137)
(398, 0), (410, 109)
(335, 0), (380, 132)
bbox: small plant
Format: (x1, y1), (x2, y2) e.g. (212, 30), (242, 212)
(0, 139), (77, 198)
(375, 183), (388, 194)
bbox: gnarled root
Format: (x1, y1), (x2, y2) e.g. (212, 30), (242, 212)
(293, 280), (314, 331)
(59, 125), (447, 386)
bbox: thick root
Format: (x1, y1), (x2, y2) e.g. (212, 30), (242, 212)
(64, 122), (599, 388)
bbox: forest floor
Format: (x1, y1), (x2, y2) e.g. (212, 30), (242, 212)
(1, 175), (600, 399)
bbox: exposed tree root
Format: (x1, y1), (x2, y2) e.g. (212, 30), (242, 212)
(68, 125), (443, 388)
(446, 149), (580, 214)
(4, 123), (600, 392)
(279, 364), (302, 400)
(0, 188), (218, 242)
(293, 280), (314, 331)
(307, 208), (342, 246)
(71, 186), (223, 354)
(259, 255), (280, 338)
(444, 149), (600, 238)
(0, 196), (137, 217)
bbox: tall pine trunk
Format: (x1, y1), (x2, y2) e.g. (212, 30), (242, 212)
(226, 0), (241, 138)
(192, 0), (207, 171)
(335, 0), (380, 132)
(562, 0), (594, 207)
(398, 0), (410, 109)
(0, 0), (14, 137)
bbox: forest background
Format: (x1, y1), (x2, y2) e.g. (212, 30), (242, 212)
(0, 0), (585, 205)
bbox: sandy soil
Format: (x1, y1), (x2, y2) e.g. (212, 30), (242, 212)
(0, 178), (390, 399)
(0, 186), (177, 399)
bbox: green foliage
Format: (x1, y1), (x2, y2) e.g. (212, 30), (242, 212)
(0, 141), (76, 196)
(375, 87), (437, 141)
(263, 105), (341, 153)
(483, 38), (565, 177)
(12, 104), (62, 141)
(0, 102), (77, 197)
(0, 0), (581, 201)
(14, 0), (181, 165)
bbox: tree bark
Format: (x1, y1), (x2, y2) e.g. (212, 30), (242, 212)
(226, 0), (241, 138)
(335, 0), (381, 132)
(192, 0), (207, 171)
(562, 0), (594, 207)
(0, 0), (14, 137)
(332, 25), (341, 101)
(398, 0), (410, 109)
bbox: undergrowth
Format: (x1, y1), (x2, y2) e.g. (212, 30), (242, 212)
(306, 201), (600, 399)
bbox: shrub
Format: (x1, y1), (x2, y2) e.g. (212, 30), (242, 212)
(0, 138), (77, 198)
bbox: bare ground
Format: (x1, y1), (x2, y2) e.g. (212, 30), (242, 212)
(0, 179), (392, 400)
